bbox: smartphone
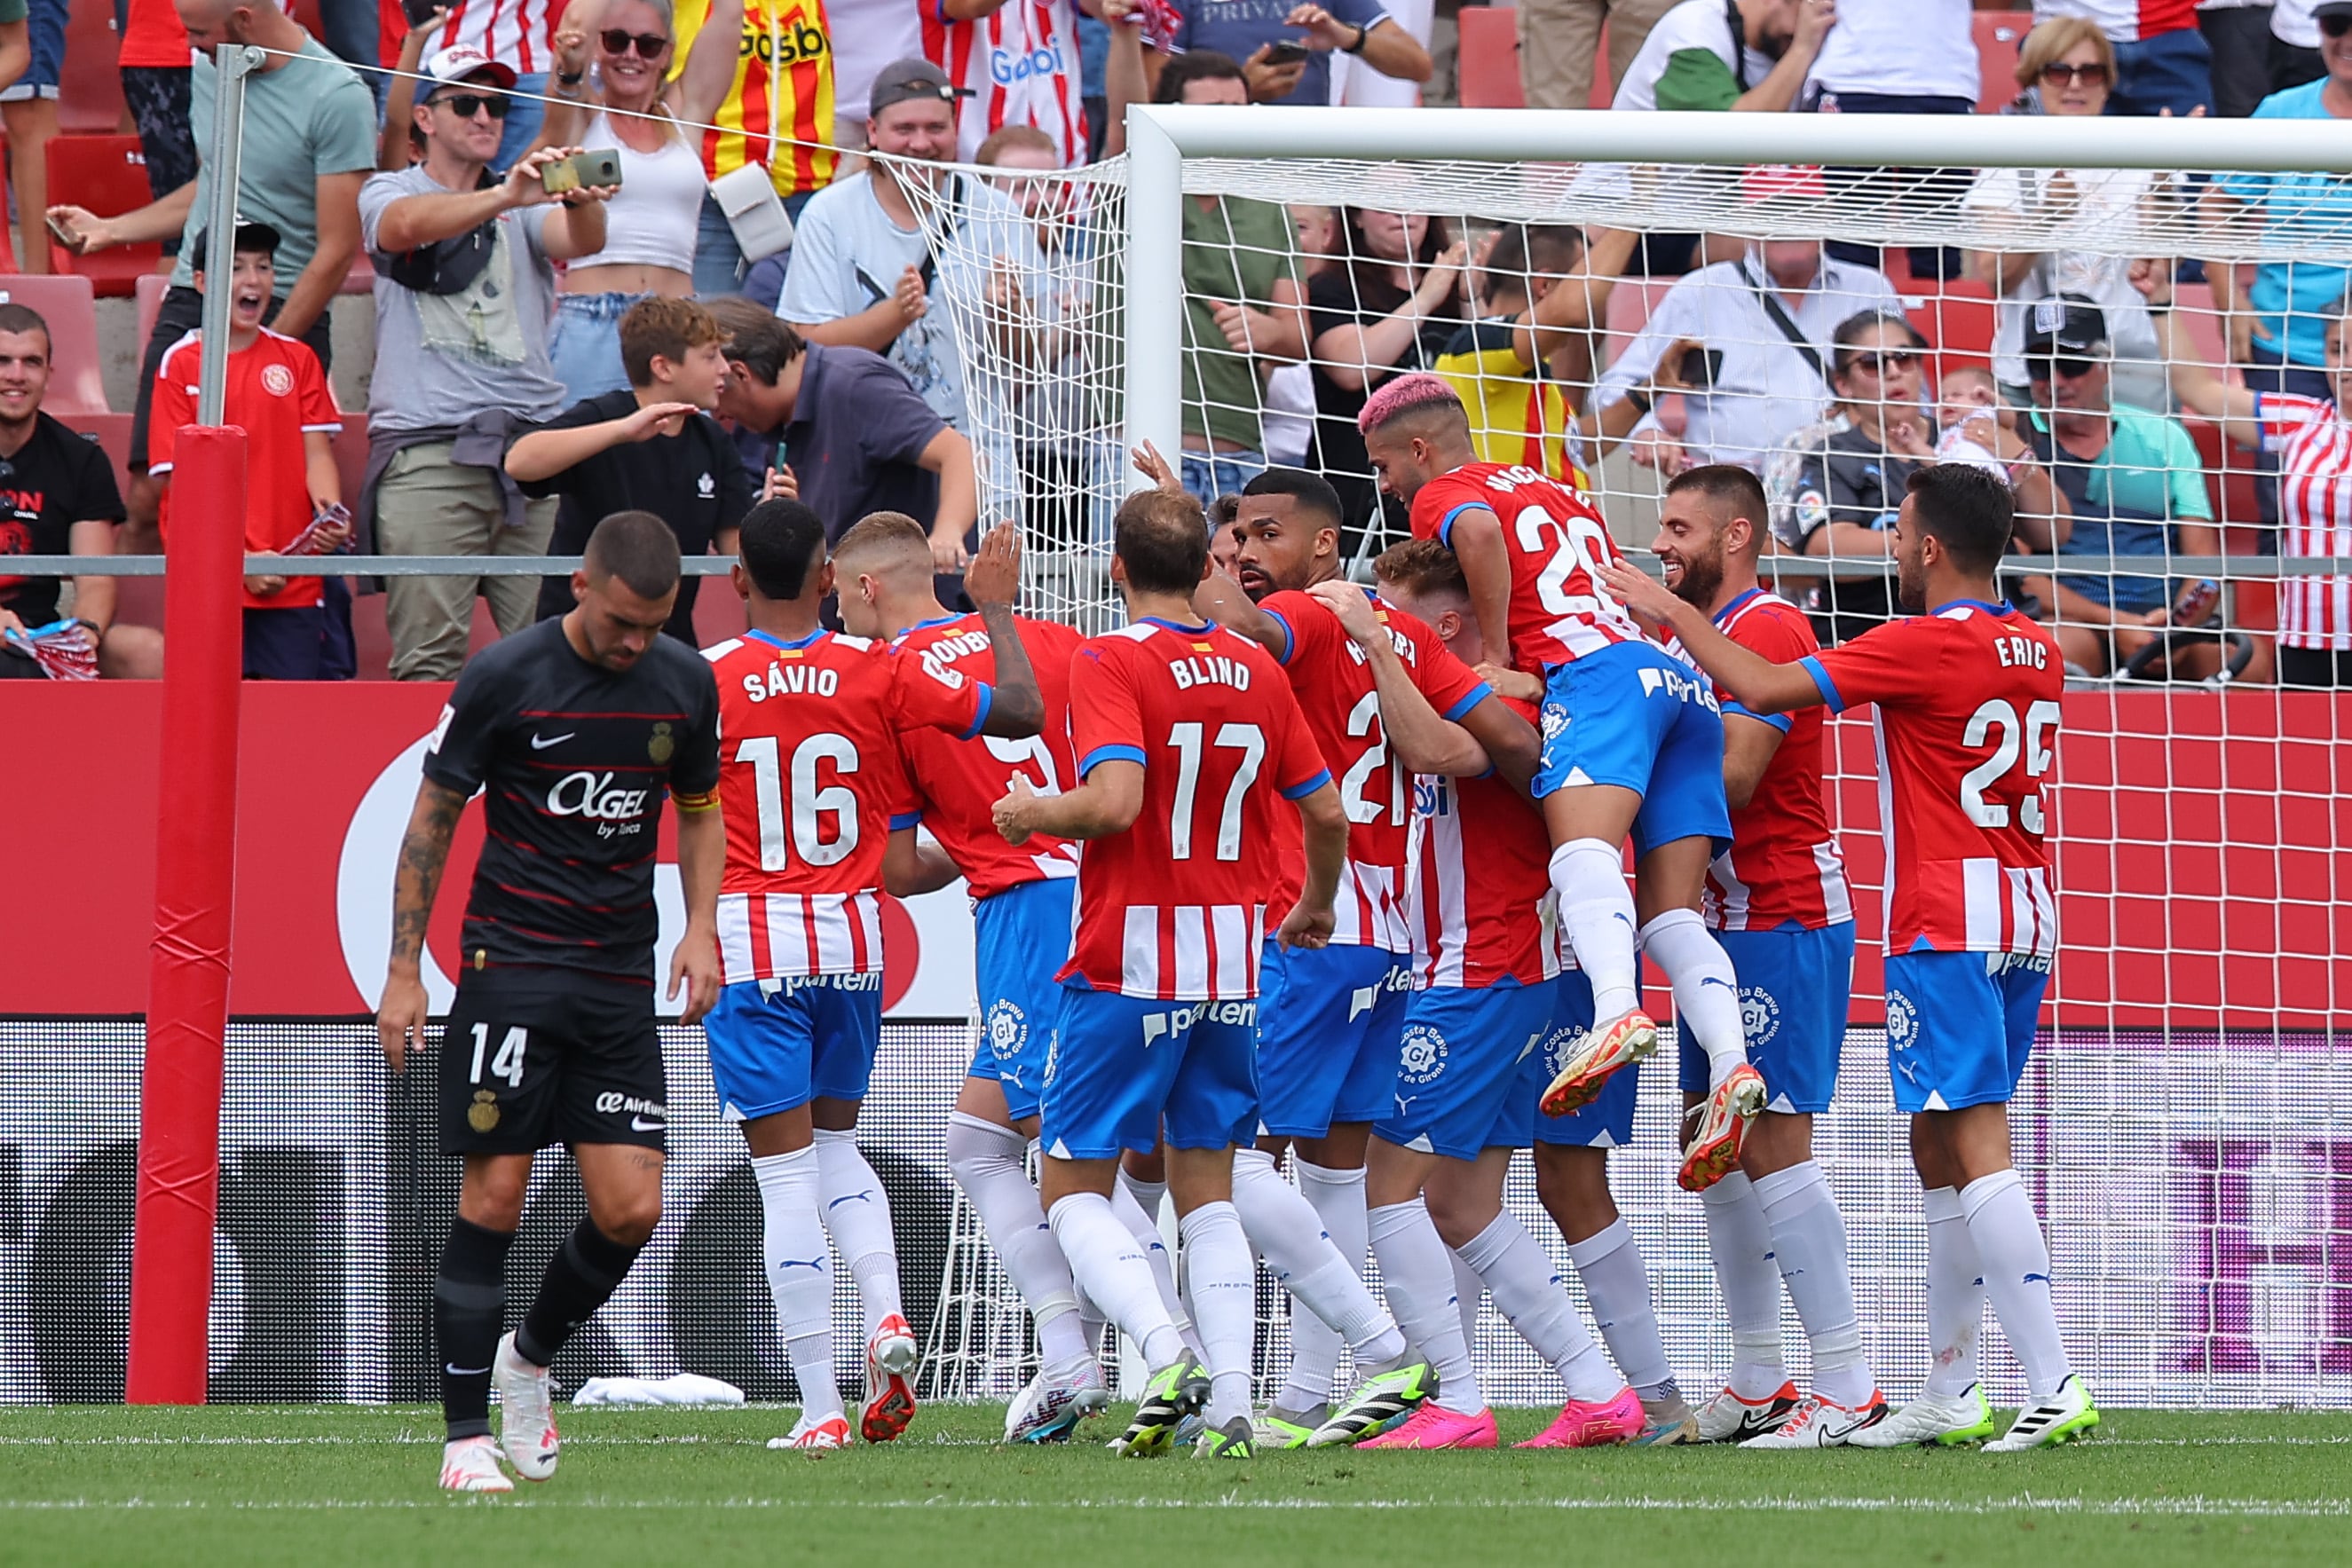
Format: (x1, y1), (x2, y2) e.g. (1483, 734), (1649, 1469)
(403, 0), (441, 26)
(1261, 41), (1311, 66)
(1678, 346), (1725, 390)
(541, 149), (625, 196)
(44, 212), (80, 252)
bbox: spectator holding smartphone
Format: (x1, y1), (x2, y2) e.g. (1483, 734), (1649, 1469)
(149, 220), (351, 681)
(359, 46), (619, 681)
(1164, 0), (1431, 106)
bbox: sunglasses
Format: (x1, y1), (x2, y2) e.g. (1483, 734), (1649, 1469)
(432, 91), (512, 119)
(2324, 14), (2352, 38)
(2026, 356), (2097, 381)
(1839, 348), (1922, 375)
(2039, 60), (2111, 88)
(600, 28), (671, 56)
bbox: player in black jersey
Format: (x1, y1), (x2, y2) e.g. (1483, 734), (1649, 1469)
(375, 511), (725, 1493)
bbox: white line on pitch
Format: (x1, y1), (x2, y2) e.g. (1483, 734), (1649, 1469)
(0, 1496), (2346, 1517)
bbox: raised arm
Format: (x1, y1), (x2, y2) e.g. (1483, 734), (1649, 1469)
(672, 0), (746, 126)
(1304, 578), (1504, 778)
(1596, 559), (1827, 715)
(960, 523), (1046, 738)
(1519, 226), (1637, 370)
(2132, 256), (2262, 448)
(1191, 565), (1291, 656)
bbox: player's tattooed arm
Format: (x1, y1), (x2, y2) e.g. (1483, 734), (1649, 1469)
(377, 778), (467, 1073)
(1304, 578), (1495, 777)
(963, 523), (1046, 738)
(1596, 559), (1825, 715)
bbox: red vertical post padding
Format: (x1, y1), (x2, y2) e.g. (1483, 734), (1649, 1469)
(125, 425), (248, 1405)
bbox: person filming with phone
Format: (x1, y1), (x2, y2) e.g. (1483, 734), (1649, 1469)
(358, 44), (621, 682)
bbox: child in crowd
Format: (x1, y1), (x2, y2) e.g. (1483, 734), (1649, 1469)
(149, 218), (351, 680)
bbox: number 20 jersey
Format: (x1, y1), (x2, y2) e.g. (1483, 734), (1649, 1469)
(1059, 619), (1330, 1002)
(703, 628), (989, 984)
(1409, 461), (1646, 673)
(1799, 601), (2064, 959)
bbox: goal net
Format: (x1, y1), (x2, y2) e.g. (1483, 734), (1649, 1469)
(898, 108), (2352, 1410)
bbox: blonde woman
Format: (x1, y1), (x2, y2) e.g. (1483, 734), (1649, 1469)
(537, 0), (738, 398)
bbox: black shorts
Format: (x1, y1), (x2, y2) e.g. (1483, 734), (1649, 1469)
(438, 971), (668, 1155)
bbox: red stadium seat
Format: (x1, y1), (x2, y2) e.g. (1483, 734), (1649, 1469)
(0, 273), (107, 414)
(1456, 8), (1525, 110)
(1975, 12), (2029, 113)
(136, 269), (170, 355)
(47, 136), (166, 298)
(59, 1), (130, 134)
(1906, 278), (1997, 379)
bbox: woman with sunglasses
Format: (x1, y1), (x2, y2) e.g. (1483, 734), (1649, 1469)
(525, 0), (741, 400)
(1772, 311), (2064, 646)
(1961, 17), (2171, 412)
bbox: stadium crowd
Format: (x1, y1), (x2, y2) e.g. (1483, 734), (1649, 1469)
(0, 0), (2346, 687)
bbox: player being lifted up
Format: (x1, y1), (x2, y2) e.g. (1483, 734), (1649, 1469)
(830, 508), (1113, 1445)
(1334, 544), (1646, 1452)
(993, 488), (1350, 1462)
(1356, 374), (1763, 1192)
(376, 512), (725, 1493)
(700, 501), (1044, 1452)
(1641, 467), (1885, 1447)
(1187, 463), (1535, 1449)
(1602, 463), (2097, 1453)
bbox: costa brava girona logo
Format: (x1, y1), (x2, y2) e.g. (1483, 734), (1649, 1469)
(985, 997), (1028, 1062)
(1885, 988), (1920, 1052)
(1740, 984), (1781, 1047)
(1398, 1022), (1448, 1086)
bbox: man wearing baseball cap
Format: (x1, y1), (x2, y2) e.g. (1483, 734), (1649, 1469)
(357, 43), (622, 681)
(778, 57), (1042, 574)
(47, 0), (374, 548)
(2013, 292), (2221, 679)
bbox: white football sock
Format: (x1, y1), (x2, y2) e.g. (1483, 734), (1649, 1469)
(1961, 1169), (2072, 1401)
(1366, 1198), (1483, 1414)
(1450, 1245), (1484, 1356)
(1700, 1170), (1787, 1399)
(1458, 1209), (1620, 1403)
(1176, 1202), (1257, 1428)
(1564, 1217), (1675, 1398)
(1234, 1150), (1404, 1367)
(943, 1112), (1093, 1374)
(750, 1147), (842, 1422)
(1755, 1161), (1874, 1407)
(1111, 1171), (1201, 1359)
(1047, 1191), (1184, 1370)
(812, 1128), (901, 1337)
(1549, 839), (1642, 1020)
(1281, 1158), (1368, 1412)
(1637, 907), (1748, 1085)
(1922, 1185), (1985, 1398)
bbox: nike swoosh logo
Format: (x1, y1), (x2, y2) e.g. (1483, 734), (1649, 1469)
(446, 1363), (489, 1376)
(530, 732), (575, 750)
(631, 1116), (665, 1131)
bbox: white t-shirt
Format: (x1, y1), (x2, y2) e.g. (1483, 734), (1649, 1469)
(1809, 0), (1981, 102)
(2272, 0), (2322, 49)
(777, 169), (1042, 438)
(1961, 164), (2165, 389)
(566, 113), (705, 274)
(1611, 0), (1777, 111)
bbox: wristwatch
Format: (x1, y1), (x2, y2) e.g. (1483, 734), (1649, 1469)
(1341, 20), (1370, 52)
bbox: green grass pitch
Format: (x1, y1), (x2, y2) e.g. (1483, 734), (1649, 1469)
(2, 1404), (2347, 1566)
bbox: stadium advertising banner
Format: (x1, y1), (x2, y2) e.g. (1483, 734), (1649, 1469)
(0, 686), (2345, 1407)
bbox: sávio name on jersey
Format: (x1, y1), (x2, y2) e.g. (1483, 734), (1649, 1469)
(1169, 654), (1252, 691)
(546, 770), (651, 837)
(742, 663), (842, 702)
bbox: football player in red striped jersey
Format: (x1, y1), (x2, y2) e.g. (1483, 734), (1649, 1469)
(700, 500), (1041, 1451)
(1603, 463), (2097, 1454)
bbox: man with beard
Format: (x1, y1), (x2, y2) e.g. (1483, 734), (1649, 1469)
(1640, 466), (1883, 1447)
(1191, 464), (1535, 1446)
(1601, 463), (2096, 1454)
